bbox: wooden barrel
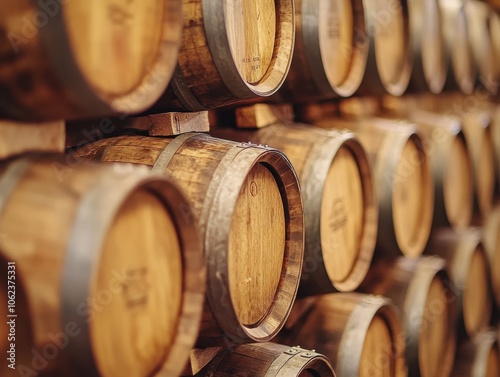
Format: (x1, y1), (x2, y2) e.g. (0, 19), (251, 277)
(0, 154), (204, 377)
(314, 116), (434, 257)
(277, 0), (369, 101)
(440, 0), (476, 94)
(360, 256), (457, 377)
(461, 110), (495, 220)
(0, 0), (182, 121)
(426, 228), (492, 337)
(452, 330), (500, 377)
(212, 123), (377, 294)
(149, 0), (295, 112)
(483, 206), (500, 308)
(195, 343), (336, 377)
(409, 110), (473, 229)
(465, 0), (498, 94)
(74, 134), (304, 346)
(407, 0), (448, 93)
(279, 293), (406, 377)
(356, 0), (413, 96)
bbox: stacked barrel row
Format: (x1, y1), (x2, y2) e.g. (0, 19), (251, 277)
(0, 1), (499, 377)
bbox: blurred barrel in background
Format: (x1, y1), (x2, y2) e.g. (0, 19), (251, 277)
(313, 116), (434, 258)
(360, 256), (457, 377)
(279, 293), (406, 377)
(0, 154), (204, 377)
(483, 206), (500, 309)
(278, 0), (368, 101)
(440, 0), (477, 94)
(357, 0), (413, 96)
(195, 343), (336, 377)
(149, 0), (295, 112)
(0, 0), (183, 121)
(213, 123), (377, 294)
(426, 228), (493, 337)
(407, 0), (448, 93)
(451, 330), (500, 377)
(74, 134), (304, 346)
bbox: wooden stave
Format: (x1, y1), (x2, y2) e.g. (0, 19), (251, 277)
(279, 293), (407, 377)
(451, 330), (500, 377)
(278, 0), (369, 102)
(360, 256), (457, 377)
(74, 133), (304, 346)
(0, 0), (182, 121)
(426, 228), (493, 338)
(197, 343), (336, 377)
(406, 0), (448, 94)
(212, 123), (377, 294)
(440, 1), (477, 94)
(149, 0), (296, 112)
(356, 0), (413, 96)
(0, 154), (205, 377)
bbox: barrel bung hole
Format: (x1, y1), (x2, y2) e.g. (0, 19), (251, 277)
(63, 0), (165, 98)
(463, 245), (491, 335)
(90, 189), (183, 377)
(228, 163), (286, 327)
(225, 0), (277, 85)
(321, 147), (364, 285)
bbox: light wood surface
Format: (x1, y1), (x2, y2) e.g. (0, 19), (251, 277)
(0, 0), (182, 120)
(212, 124), (377, 294)
(419, 277), (448, 377)
(321, 147), (364, 283)
(152, 0), (294, 111)
(374, 0), (405, 88)
(483, 205), (500, 307)
(443, 135), (473, 228)
(228, 163), (286, 326)
(279, 293), (406, 377)
(0, 155), (204, 377)
(226, 0), (276, 84)
(196, 343), (336, 377)
(90, 190), (183, 377)
(75, 134), (304, 346)
(360, 257), (457, 377)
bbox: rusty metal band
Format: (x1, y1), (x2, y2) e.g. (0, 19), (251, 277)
(152, 133), (210, 173)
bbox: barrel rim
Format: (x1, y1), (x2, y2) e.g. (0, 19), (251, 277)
(39, 0), (183, 116)
(203, 146), (304, 343)
(61, 168), (205, 377)
(203, 0), (296, 99)
(472, 330), (500, 377)
(337, 294), (407, 377)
